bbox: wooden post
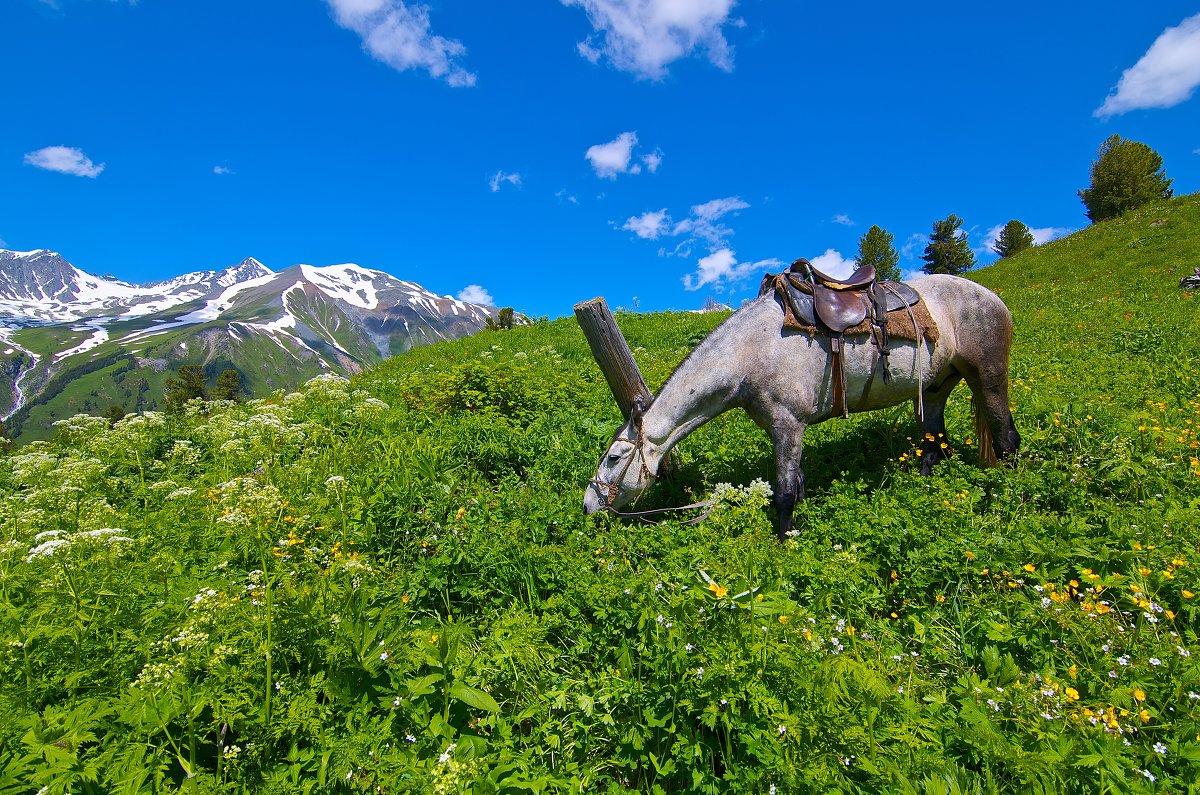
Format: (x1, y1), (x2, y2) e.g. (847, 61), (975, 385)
(574, 297), (654, 421)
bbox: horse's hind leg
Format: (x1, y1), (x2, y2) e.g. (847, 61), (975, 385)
(915, 370), (963, 475)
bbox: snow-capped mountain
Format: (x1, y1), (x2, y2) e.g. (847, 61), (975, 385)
(0, 249), (503, 439)
(0, 249), (276, 324)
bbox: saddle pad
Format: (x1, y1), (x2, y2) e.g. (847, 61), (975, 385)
(760, 273), (940, 343)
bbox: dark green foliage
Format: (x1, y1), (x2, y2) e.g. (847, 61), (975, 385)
(212, 369), (244, 402)
(162, 364), (207, 413)
(1079, 134), (1173, 223)
(855, 224), (902, 281)
(103, 405), (126, 425)
(921, 214), (977, 275)
(992, 220), (1035, 258)
(485, 307), (516, 331)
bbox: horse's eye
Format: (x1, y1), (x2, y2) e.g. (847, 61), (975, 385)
(606, 453), (622, 465)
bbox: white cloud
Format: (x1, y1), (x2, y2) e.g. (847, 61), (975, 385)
(623, 208), (671, 239)
(556, 189), (579, 204)
(1095, 13), (1200, 117)
(833, 213), (855, 226)
(808, 248), (856, 280)
(213, 165), (234, 175)
(325, 0), (476, 87)
(457, 284), (493, 305)
(586, 131), (641, 178)
(489, 170), (521, 192)
(670, 196), (748, 248)
(23, 146), (105, 178)
(563, 0), (738, 80)
(641, 149), (663, 173)
(683, 248), (781, 291)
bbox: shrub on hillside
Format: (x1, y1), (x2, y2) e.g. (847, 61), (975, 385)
(1079, 135), (1173, 223)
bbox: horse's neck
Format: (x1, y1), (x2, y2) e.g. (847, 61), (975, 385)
(640, 316), (746, 467)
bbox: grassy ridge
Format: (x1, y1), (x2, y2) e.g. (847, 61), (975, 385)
(0, 196), (1197, 793)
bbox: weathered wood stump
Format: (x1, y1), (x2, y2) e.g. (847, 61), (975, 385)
(574, 297), (654, 421)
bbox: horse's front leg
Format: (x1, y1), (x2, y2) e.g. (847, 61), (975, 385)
(772, 424), (807, 541)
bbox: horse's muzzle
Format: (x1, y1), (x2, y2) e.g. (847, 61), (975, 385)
(582, 487), (604, 515)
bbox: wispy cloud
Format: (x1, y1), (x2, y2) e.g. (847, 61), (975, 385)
(1095, 12), (1200, 117)
(585, 131), (663, 179)
(621, 196), (768, 291)
(900, 232), (926, 261)
(489, 170), (521, 192)
(213, 165), (234, 175)
(621, 196), (748, 253)
(457, 284), (494, 305)
(683, 248), (781, 292)
(23, 146), (105, 178)
(833, 213), (855, 226)
(622, 208), (670, 239)
(325, 0), (476, 87)
(556, 189), (579, 204)
(563, 0), (738, 80)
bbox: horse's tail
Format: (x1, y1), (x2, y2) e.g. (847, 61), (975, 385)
(974, 392), (998, 467)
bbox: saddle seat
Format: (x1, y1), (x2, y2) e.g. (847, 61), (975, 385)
(793, 260), (878, 291)
(789, 258), (875, 333)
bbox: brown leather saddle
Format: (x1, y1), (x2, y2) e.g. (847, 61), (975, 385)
(761, 258), (923, 417)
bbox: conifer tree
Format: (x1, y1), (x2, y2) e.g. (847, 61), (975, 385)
(855, 225), (901, 281)
(1079, 135), (1173, 223)
(212, 369), (244, 402)
(992, 220), (1035, 258)
(920, 215), (976, 276)
(163, 365), (208, 412)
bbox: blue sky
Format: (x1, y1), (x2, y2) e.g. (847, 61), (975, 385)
(3, 1), (1199, 317)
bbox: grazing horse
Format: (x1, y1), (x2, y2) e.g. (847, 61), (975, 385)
(583, 274), (1020, 539)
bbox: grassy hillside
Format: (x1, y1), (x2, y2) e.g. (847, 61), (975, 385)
(0, 195), (1197, 793)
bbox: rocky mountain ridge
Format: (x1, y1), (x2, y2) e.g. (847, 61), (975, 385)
(0, 249), (500, 440)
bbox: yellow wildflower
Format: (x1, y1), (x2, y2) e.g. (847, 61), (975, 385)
(1023, 564), (1036, 573)
(779, 615), (789, 625)
(709, 583), (728, 599)
(1133, 688), (1146, 702)
(964, 550), (976, 561)
(1183, 590), (1195, 599)
(1065, 687), (1080, 702)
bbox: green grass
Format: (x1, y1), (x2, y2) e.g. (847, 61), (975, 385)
(9, 326), (90, 356)
(0, 195), (1197, 793)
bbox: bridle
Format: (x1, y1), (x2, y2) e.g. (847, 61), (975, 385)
(588, 411), (716, 525)
(589, 426), (655, 511)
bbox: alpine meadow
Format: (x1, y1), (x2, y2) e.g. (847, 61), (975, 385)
(0, 190), (1196, 792)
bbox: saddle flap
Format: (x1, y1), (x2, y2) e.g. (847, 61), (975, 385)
(876, 281), (921, 312)
(813, 284), (867, 332)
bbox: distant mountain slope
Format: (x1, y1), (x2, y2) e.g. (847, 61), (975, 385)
(0, 249), (500, 440)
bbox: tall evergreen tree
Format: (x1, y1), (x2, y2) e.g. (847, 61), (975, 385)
(855, 225), (901, 281)
(212, 369), (244, 402)
(920, 215), (976, 276)
(992, 220), (1035, 258)
(1079, 135), (1173, 223)
(163, 364), (208, 413)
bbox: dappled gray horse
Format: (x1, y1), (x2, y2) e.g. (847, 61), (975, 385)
(584, 274), (1020, 539)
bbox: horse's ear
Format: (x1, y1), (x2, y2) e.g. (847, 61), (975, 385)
(629, 397), (647, 429)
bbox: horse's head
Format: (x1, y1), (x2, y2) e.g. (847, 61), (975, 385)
(583, 401), (656, 515)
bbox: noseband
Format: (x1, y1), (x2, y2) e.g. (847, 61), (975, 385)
(589, 428), (655, 510)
